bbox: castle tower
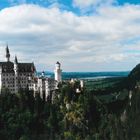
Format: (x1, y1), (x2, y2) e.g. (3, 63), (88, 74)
(14, 56), (19, 93)
(54, 61), (62, 82)
(6, 45), (10, 62)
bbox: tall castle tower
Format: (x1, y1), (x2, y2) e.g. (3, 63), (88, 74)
(6, 45), (10, 62)
(14, 56), (19, 93)
(54, 61), (62, 82)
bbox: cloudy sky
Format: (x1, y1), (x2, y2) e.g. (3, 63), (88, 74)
(0, 0), (140, 72)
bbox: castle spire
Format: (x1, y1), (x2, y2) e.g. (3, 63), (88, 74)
(6, 45), (10, 62)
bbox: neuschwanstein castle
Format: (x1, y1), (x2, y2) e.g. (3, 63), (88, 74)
(0, 46), (62, 100)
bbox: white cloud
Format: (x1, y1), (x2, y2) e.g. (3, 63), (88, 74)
(0, 4), (140, 71)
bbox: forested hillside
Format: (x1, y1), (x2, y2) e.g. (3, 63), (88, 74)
(1, 64), (140, 140)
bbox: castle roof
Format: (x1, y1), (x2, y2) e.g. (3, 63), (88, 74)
(0, 62), (14, 73)
(56, 61), (61, 65)
(0, 61), (36, 73)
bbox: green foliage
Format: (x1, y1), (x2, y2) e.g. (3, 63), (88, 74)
(64, 131), (75, 140)
(1, 70), (140, 140)
(19, 135), (30, 140)
(85, 77), (124, 91)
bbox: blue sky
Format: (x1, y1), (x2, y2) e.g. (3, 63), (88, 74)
(1, 0), (140, 13)
(0, 0), (140, 72)
(0, 0), (139, 6)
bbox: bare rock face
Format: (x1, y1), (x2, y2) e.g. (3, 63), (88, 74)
(120, 109), (127, 122)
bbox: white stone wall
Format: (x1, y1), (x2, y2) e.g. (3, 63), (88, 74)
(1, 73), (15, 93)
(45, 78), (57, 100)
(37, 78), (45, 98)
(0, 68), (58, 102)
(32, 76), (58, 101)
(0, 72), (35, 94)
(54, 69), (61, 82)
(17, 72), (33, 89)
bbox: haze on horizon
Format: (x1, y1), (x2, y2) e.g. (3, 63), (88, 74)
(0, 0), (140, 72)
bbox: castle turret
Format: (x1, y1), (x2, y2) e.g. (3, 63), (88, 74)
(14, 56), (19, 93)
(54, 61), (62, 82)
(14, 56), (18, 75)
(6, 45), (10, 62)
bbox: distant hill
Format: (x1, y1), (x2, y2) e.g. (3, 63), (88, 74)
(124, 63), (140, 89)
(128, 63), (140, 81)
(86, 63), (140, 92)
(37, 71), (129, 80)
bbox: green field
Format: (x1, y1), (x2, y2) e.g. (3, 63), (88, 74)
(84, 77), (129, 103)
(85, 77), (124, 91)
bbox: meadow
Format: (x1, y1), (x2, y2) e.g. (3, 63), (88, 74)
(85, 77), (129, 103)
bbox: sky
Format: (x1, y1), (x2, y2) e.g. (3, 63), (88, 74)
(0, 0), (140, 72)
